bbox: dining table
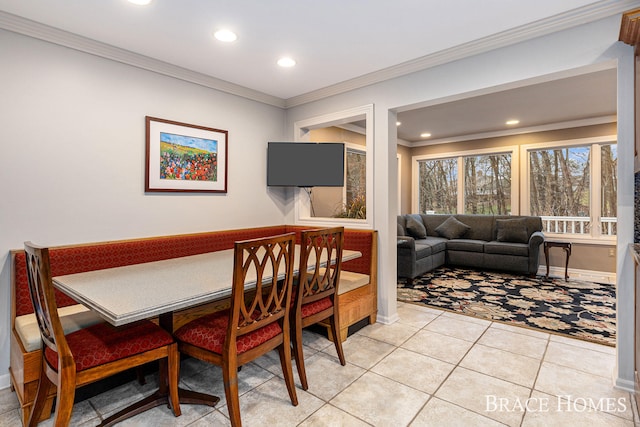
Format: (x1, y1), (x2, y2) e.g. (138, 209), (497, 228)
(52, 245), (362, 425)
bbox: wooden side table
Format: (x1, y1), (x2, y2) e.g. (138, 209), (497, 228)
(544, 241), (571, 280)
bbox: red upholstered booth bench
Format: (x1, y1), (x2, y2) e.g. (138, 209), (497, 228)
(10, 225), (377, 424)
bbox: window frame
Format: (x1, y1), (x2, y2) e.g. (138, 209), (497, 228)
(520, 135), (617, 244)
(343, 142), (367, 207)
(292, 104), (374, 229)
(411, 135), (617, 244)
(412, 145), (519, 215)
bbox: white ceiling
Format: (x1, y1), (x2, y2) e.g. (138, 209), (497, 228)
(0, 0), (633, 140)
(396, 68), (618, 143)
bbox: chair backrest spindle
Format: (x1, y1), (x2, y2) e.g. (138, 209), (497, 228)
(24, 243), (72, 369)
(229, 234), (295, 340)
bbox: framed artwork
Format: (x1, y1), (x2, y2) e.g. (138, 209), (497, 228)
(145, 116), (228, 193)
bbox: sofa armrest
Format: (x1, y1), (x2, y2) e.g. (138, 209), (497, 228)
(527, 231), (545, 274)
(397, 236), (415, 250)
(528, 231), (545, 247)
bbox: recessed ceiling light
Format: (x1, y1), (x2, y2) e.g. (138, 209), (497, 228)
(214, 29), (237, 43)
(127, 0), (152, 5)
(396, 121), (401, 126)
(277, 57), (296, 68)
(420, 132), (432, 138)
(505, 119), (520, 126)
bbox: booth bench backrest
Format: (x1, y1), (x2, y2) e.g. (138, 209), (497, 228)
(12, 225), (374, 317)
(12, 226), (290, 317)
(9, 225), (376, 426)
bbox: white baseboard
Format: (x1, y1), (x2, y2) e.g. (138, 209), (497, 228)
(376, 312), (400, 325)
(538, 266), (616, 284)
(615, 376), (635, 393)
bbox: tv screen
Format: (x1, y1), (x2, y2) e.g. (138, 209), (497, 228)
(267, 142), (345, 187)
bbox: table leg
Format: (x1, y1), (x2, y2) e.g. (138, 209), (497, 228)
(563, 247), (570, 281)
(544, 245), (550, 278)
(158, 312), (220, 407)
(96, 314), (220, 426)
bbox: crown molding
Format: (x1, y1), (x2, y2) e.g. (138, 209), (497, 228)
(2, 1), (637, 110)
(0, 11), (286, 108)
(285, 0), (640, 108)
(407, 115), (617, 148)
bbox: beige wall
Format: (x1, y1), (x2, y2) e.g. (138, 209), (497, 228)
(310, 126), (366, 147)
(309, 127), (365, 217)
(397, 144), (412, 215)
(397, 122), (617, 273)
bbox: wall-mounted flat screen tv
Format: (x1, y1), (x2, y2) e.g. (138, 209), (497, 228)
(267, 142), (345, 187)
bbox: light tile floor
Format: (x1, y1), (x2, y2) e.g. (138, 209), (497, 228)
(0, 302), (636, 426)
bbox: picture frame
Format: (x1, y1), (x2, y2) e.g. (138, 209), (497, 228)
(145, 116), (228, 193)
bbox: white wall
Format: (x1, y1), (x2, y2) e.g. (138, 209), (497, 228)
(1, 13), (636, 393)
(285, 15), (636, 389)
(0, 29), (289, 388)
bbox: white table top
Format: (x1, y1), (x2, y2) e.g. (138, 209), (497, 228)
(53, 247), (361, 326)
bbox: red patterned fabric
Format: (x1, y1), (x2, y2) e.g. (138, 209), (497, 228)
(13, 226), (372, 316)
(13, 226), (288, 316)
(284, 226), (373, 275)
(301, 297), (333, 318)
(341, 230), (373, 275)
(44, 320), (173, 372)
(174, 310), (282, 354)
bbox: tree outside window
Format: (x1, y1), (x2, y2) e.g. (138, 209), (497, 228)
(601, 144), (617, 235)
(346, 148), (366, 207)
(418, 158), (457, 214)
(464, 154), (511, 215)
(417, 154), (511, 215)
(528, 142), (616, 237)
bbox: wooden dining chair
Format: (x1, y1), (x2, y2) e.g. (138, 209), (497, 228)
(291, 227), (346, 390)
(24, 242), (181, 427)
(173, 233), (298, 427)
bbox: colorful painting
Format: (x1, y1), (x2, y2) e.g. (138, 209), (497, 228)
(145, 116), (228, 193)
(160, 132), (218, 181)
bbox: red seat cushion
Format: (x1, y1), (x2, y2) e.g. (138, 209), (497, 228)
(174, 310), (282, 354)
(45, 320), (173, 372)
(301, 297), (333, 318)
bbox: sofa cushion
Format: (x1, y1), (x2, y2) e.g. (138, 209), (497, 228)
(435, 216), (470, 239)
(420, 237), (448, 253)
(397, 222), (405, 237)
(414, 242), (433, 258)
(446, 239), (485, 253)
(485, 241), (529, 257)
(496, 218), (529, 243)
(455, 215), (495, 241)
(406, 214), (427, 239)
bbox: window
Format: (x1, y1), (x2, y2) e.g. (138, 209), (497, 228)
(523, 137), (616, 240)
(418, 157), (457, 214)
(412, 136), (616, 242)
(528, 145), (591, 233)
(293, 104), (374, 229)
(601, 144), (617, 236)
(464, 153), (511, 215)
(415, 148), (515, 215)
(345, 147), (366, 210)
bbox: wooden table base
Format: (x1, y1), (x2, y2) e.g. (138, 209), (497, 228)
(98, 388), (219, 426)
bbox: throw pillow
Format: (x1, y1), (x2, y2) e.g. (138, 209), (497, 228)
(405, 214), (427, 239)
(496, 219), (529, 244)
(397, 223), (405, 237)
(435, 216), (470, 239)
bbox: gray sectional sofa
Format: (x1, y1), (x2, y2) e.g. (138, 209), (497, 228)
(397, 214), (545, 282)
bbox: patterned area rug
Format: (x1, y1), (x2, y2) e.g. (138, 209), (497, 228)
(397, 267), (616, 346)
